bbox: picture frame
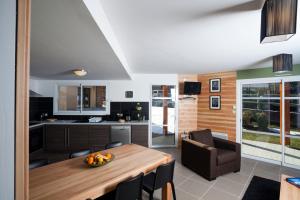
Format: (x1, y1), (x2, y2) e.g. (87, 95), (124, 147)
(210, 78), (221, 93)
(210, 95), (221, 110)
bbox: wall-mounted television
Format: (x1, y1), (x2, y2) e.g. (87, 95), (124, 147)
(183, 81), (201, 95)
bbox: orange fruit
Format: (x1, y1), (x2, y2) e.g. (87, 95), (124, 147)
(88, 157), (94, 165)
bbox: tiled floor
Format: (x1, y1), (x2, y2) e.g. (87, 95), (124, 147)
(145, 148), (300, 200)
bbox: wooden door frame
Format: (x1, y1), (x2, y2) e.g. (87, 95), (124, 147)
(15, 0), (31, 199)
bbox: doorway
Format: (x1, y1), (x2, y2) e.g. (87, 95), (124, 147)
(151, 85), (177, 147)
(237, 77), (300, 169)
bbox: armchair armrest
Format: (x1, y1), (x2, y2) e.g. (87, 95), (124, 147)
(213, 137), (241, 153)
(181, 139), (217, 180)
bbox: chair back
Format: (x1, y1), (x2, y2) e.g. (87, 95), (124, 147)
(105, 141), (123, 149)
(115, 172), (144, 200)
(69, 149), (91, 159)
(29, 159), (48, 170)
(153, 160), (175, 190)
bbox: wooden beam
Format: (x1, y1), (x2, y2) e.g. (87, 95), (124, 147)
(15, 0), (31, 199)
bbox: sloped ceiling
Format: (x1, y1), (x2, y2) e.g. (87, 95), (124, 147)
(30, 0), (130, 80)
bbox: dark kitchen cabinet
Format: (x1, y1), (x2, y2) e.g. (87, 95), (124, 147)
(45, 125), (67, 152)
(29, 125), (44, 153)
(131, 125), (148, 147)
(67, 125), (89, 151)
(88, 125), (110, 151)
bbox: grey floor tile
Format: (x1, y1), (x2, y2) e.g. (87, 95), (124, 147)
(256, 161), (281, 174)
(280, 166), (300, 177)
(223, 172), (250, 185)
(203, 188), (239, 200)
(253, 167), (280, 182)
(178, 178), (210, 197)
(175, 188), (199, 200)
(174, 173), (188, 186)
(189, 173), (216, 186)
(213, 177), (245, 197)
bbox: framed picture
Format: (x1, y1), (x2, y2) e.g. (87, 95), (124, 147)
(210, 78), (221, 93)
(210, 96), (221, 110)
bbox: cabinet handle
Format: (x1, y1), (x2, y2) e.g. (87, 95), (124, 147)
(68, 128), (70, 147)
(65, 128), (67, 147)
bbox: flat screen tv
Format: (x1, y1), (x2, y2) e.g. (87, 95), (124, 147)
(184, 81), (201, 95)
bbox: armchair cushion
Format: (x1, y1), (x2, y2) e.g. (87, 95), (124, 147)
(190, 129), (214, 147)
(217, 149), (237, 165)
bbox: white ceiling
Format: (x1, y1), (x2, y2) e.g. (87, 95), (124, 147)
(30, 0), (130, 80)
(31, 0), (300, 79)
(94, 0), (300, 74)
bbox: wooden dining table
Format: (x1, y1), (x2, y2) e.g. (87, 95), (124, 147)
(30, 144), (173, 200)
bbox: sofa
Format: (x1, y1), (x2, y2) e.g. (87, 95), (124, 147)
(181, 129), (241, 181)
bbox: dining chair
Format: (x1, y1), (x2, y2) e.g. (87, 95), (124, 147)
(97, 172), (144, 200)
(69, 149), (91, 159)
(29, 159), (48, 170)
(105, 141), (123, 150)
(143, 160), (176, 200)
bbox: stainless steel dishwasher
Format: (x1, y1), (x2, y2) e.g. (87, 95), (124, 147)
(110, 125), (131, 144)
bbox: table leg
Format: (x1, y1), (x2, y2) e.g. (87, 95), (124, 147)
(162, 182), (172, 200)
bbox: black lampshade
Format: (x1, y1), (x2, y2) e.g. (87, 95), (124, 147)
(273, 54), (293, 73)
(261, 0), (298, 43)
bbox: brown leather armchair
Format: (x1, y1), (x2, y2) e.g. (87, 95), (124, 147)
(181, 129), (241, 181)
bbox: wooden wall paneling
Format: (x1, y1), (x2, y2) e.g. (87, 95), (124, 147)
(16, 0), (31, 199)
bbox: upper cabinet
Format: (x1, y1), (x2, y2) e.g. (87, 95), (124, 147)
(54, 84), (109, 115)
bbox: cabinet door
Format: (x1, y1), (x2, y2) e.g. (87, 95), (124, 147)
(68, 126), (89, 152)
(45, 125), (67, 152)
(131, 125), (148, 147)
(88, 125), (110, 151)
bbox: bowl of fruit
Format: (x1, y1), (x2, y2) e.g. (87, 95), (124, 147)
(84, 152), (114, 168)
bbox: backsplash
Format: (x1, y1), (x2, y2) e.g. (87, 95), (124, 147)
(30, 97), (53, 121)
(110, 102), (149, 121)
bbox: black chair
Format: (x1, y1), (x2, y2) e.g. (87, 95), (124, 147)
(29, 159), (48, 170)
(97, 172), (144, 200)
(105, 141), (123, 150)
(143, 160), (176, 200)
(69, 149), (91, 159)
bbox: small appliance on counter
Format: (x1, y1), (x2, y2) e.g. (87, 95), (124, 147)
(89, 117), (102, 123)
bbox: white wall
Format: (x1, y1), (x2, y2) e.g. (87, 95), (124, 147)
(0, 0), (16, 199)
(30, 74), (178, 102)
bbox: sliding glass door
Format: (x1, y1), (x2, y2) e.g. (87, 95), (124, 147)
(239, 77), (300, 169)
(283, 81), (300, 167)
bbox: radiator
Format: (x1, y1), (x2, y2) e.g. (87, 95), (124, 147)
(212, 132), (228, 140)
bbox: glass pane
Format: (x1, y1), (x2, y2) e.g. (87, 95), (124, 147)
(151, 85), (176, 146)
(242, 96), (281, 161)
(58, 86), (81, 111)
(285, 82), (300, 97)
(82, 86), (106, 111)
(152, 85), (176, 98)
(284, 99), (300, 166)
(242, 83), (280, 98)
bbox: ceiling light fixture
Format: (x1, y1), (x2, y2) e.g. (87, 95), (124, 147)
(73, 69), (88, 77)
(261, 0), (298, 43)
(273, 54), (293, 73)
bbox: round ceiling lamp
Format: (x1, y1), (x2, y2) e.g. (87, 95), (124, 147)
(273, 54), (293, 73)
(73, 69), (88, 77)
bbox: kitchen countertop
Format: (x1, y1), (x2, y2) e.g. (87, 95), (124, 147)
(29, 120), (149, 129)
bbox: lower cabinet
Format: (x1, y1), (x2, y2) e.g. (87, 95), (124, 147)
(131, 125), (149, 147)
(44, 124), (148, 152)
(45, 125), (67, 152)
(88, 125), (110, 152)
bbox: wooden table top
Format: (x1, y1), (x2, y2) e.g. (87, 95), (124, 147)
(30, 144), (172, 200)
(280, 174), (300, 200)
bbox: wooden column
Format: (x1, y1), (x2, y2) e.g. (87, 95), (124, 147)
(16, 0), (31, 199)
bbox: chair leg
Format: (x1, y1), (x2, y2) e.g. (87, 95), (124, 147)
(149, 192), (154, 200)
(171, 182), (176, 200)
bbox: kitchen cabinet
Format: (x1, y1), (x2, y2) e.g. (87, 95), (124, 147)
(131, 125), (148, 147)
(45, 125), (67, 152)
(68, 125), (89, 151)
(88, 125), (110, 152)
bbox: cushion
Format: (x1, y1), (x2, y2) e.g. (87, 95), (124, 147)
(217, 149), (236, 165)
(190, 129), (214, 147)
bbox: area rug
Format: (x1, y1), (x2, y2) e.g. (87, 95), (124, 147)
(242, 176), (280, 200)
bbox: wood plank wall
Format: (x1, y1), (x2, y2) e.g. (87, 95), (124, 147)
(178, 72), (237, 144)
(178, 75), (198, 145)
(197, 72), (237, 141)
